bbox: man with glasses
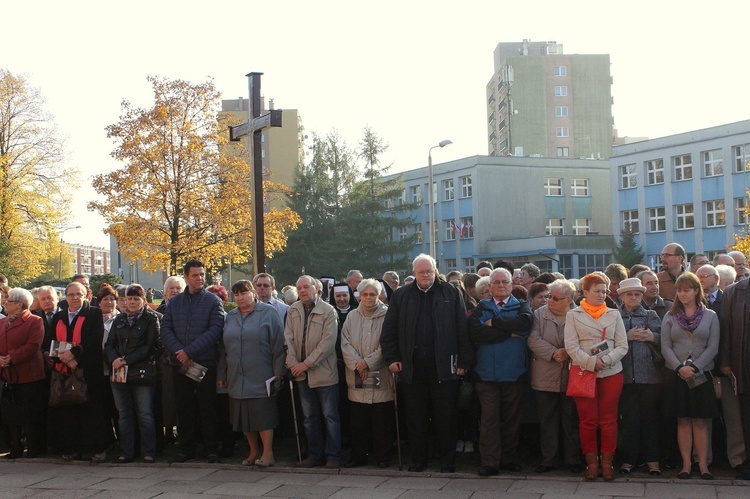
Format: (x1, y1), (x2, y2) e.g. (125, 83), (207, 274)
(657, 243), (685, 301)
(381, 253), (473, 473)
(689, 254), (711, 273)
(253, 273), (288, 323)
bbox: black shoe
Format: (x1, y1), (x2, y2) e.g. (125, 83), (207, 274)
(206, 453), (220, 463)
(677, 471), (691, 479)
(535, 465), (555, 473)
(502, 462), (522, 472)
(478, 465), (499, 477)
(408, 463), (426, 472)
(441, 464), (455, 473)
(701, 472), (714, 481)
(343, 460), (366, 468)
(171, 452), (194, 463)
(569, 464), (584, 473)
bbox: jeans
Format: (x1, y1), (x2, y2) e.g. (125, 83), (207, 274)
(296, 380), (341, 460)
(111, 382), (156, 459)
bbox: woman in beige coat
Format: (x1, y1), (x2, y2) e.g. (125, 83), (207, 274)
(340, 279), (394, 468)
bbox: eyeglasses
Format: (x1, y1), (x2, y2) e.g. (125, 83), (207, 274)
(661, 253), (680, 258)
(254, 283), (271, 288)
(549, 295), (570, 302)
(414, 270), (435, 277)
(491, 280), (512, 286)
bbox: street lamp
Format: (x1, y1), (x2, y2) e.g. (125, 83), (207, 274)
(58, 226), (81, 279)
(427, 140), (453, 261)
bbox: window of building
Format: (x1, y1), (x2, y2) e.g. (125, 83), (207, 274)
(460, 217), (474, 238)
(557, 147), (569, 157)
(620, 164), (637, 189)
(559, 255), (572, 278)
(398, 189), (406, 205)
(413, 223), (423, 244)
(445, 220), (456, 241)
(573, 219), (591, 235)
(706, 200), (726, 227)
(544, 178), (563, 196)
(463, 258), (475, 273)
(460, 175), (472, 198)
(555, 106), (569, 117)
(673, 154), (693, 181)
(579, 254), (612, 276)
(443, 179), (454, 201)
(556, 127), (569, 137)
(571, 178), (589, 196)
(645, 159), (664, 185)
(622, 210), (639, 233)
(735, 197), (748, 225)
(444, 259), (457, 272)
(399, 226), (408, 241)
(648, 207), (666, 232)
(675, 203), (694, 230)
(409, 185), (421, 204)
(734, 145), (750, 172)
(554, 85), (568, 96)
(703, 149), (724, 177)
(546, 218), (564, 236)
(554, 66), (567, 76)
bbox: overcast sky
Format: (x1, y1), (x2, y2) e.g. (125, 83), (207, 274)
(5, 0), (750, 248)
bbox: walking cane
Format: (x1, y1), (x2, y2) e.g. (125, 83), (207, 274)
(392, 371), (403, 471)
(289, 378), (303, 464)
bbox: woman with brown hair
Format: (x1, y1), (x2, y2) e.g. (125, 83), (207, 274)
(564, 273), (628, 481)
(661, 272), (719, 480)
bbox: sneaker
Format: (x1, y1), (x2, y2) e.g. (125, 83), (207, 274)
(455, 440), (465, 453)
(463, 441), (474, 453)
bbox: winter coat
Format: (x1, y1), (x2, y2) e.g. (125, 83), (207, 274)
(284, 298), (338, 389)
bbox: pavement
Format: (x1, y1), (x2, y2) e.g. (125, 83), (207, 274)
(1, 457), (750, 498)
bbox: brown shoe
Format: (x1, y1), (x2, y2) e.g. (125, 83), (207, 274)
(601, 453), (615, 481)
(585, 453), (599, 481)
(297, 457), (325, 468)
(324, 458), (341, 469)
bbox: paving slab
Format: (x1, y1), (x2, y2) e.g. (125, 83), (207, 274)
(317, 474), (390, 488)
(87, 491), (162, 499)
(202, 481), (284, 496)
(141, 466), (217, 481)
(142, 479), (222, 494)
(717, 485), (750, 498)
(28, 474), (109, 490)
(257, 471), (331, 485)
(0, 473), (56, 487)
(144, 494), (223, 499)
(470, 492), (543, 499)
(574, 481), (645, 496)
(378, 476), (451, 489)
(0, 487), (34, 498)
(441, 477), (515, 491)
(328, 487), (407, 499)
(507, 479), (579, 495)
(261, 484), (344, 497)
(399, 489), (473, 498)
(643, 482), (717, 498)
(83, 477), (164, 491)
(26, 489), (101, 498)
(85, 464), (163, 478)
(203, 469), (275, 483)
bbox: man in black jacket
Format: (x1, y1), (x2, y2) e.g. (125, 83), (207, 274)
(380, 254), (473, 473)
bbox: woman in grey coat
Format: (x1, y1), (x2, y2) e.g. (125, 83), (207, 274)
(616, 277), (663, 475)
(218, 280), (285, 467)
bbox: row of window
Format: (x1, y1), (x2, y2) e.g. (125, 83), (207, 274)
(397, 217), (475, 243)
(621, 197), (747, 233)
(442, 257), (476, 274)
(619, 145), (750, 189)
(545, 218), (591, 236)
(405, 175), (473, 204)
(544, 178), (589, 196)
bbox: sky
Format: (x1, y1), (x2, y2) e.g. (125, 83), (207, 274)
(5, 0), (750, 249)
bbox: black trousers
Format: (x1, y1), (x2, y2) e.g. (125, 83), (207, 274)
(619, 383), (662, 464)
(349, 400), (395, 464)
(535, 390), (581, 467)
(738, 390), (750, 475)
(401, 356), (458, 467)
(172, 365), (217, 455)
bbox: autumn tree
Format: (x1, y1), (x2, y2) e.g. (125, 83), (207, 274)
(90, 76), (299, 275)
(0, 69), (73, 285)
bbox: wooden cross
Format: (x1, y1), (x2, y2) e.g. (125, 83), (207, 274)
(228, 72), (282, 275)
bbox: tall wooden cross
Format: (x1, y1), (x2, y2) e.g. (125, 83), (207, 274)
(229, 72), (282, 275)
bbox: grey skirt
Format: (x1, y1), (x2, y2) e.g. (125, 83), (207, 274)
(231, 396), (279, 432)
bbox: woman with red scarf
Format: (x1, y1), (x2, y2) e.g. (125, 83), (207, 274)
(564, 273), (628, 481)
(44, 281), (109, 461)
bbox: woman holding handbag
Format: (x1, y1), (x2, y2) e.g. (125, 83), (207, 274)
(564, 273), (628, 481)
(616, 277), (663, 475)
(660, 272), (719, 480)
(104, 284), (161, 463)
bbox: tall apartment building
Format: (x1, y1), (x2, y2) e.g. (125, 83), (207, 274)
(68, 244), (110, 276)
(612, 119), (750, 268)
(487, 40), (614, 159)
(386, 155), (614, 278)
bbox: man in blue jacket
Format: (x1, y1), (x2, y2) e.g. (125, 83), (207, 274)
(160, 259), (226, 463)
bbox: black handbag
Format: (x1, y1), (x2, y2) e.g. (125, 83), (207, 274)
(0, 366), (16, 402)
(127, 361), (157, 385)
(456, 376), (475, 410)
(49, 369), (88, 406)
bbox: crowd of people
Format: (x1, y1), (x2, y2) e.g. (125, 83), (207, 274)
(1, 244), (750, 483)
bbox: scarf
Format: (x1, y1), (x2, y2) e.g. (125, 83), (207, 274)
(126, 308), (144, 326)
(580, 298), (608, 321)
(360, 302), (379, 317)
(674, 304), (705, 332)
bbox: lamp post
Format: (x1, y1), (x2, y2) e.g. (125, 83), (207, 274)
(58, 226), (81, 279)
(427, 140), (453, 261)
